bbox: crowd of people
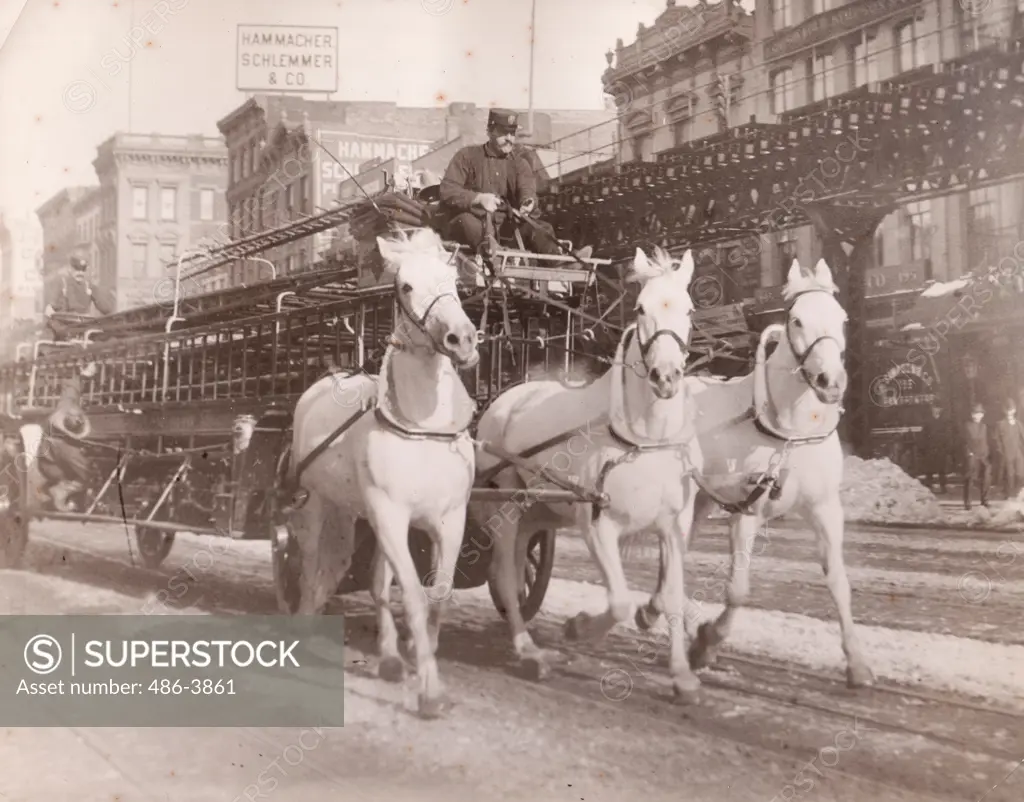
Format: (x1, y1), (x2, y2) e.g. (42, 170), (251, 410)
(919, 397), (1024, 510)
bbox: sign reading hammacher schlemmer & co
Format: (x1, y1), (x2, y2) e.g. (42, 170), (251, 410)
(236, 25), (338, 93)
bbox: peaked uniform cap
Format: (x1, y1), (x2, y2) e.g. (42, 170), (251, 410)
(487, 108), (521, 132)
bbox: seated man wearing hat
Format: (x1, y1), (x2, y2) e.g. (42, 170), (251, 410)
(44, 255), (116, 341)
(439, 108), (592, 264)
(36, 377), (94, 512)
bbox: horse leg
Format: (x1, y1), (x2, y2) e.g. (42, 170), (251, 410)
(801, 500), (873, 688)
(364, 490), (446, 719)
(488, 502), (560, 680)
(661, 504), (701, 704)
(292, 492), (336, 616)
(564, 512), (631, 642)
(370, 545), (405, 683)
(421, 505), (465, 658)
(688, 512), (758, 670)
(637, 490), (713, 632)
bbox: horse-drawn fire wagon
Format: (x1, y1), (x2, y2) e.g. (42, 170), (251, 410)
(0, 182), (620, 623)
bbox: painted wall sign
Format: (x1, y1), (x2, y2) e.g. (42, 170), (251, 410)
(315, 130), (435, 206)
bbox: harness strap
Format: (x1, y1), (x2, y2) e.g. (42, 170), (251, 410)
(290, 405), (373, 489)
(689, 469), (784, 516)
(373, 406), (467, 442)
(476, 418), (606, 486)
(476, 437), (608, 508)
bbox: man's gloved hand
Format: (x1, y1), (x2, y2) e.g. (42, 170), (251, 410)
(519, 198), (536, 216)
(472, 193), (501, 214)
(44, 304), (55, 317)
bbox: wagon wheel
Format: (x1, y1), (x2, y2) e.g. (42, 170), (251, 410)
(135, 526), (175, 569)
(134, 496), (176, 569)
(0, 436), (30, 569)
(488, 528), (556, 623)
(269, 447), (302, 614)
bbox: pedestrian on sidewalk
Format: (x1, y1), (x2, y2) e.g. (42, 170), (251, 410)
(963, 403), (990, 511)
(994, 400), (1024, 500)
(920, 403), (950, 495)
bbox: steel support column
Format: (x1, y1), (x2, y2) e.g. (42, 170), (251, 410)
(803, 203), (893, 457)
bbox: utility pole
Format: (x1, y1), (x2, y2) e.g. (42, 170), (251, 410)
(527, 0), (536, 136)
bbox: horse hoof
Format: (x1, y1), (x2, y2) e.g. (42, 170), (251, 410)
(417, 693), (451, 720)
(635, 605), (659, 631)
(379, 655), (406, 683)
(846, 664), (874, 689)
(521, 655), (551, 682)
(672, 679), (701, 705)
(563, 614), (587, 642)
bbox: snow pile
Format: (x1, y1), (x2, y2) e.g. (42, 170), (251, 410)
(988, 488), (1024, 528)
(840, 455), (945, 524)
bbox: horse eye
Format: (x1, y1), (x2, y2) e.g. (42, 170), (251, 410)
(792, 318), (802, 328)
(401, 282), (413, 294)
(636, 303), (645, 316)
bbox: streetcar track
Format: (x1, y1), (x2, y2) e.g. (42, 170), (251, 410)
(21, 529), (1022, 801)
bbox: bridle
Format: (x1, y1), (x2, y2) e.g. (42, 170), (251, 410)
(630, 305), (691, 378)
(392, 270), (463, 359)
(783, 288), (846, 394)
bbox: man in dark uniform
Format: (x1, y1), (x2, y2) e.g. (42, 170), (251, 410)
(44, 255), (116, 340)
(963, 402), (990, 510)
(36, 377), (94, 512)
(920, 403), (950, 495)
(994, 399), (1024, 499)
(439, 108), (592, 263)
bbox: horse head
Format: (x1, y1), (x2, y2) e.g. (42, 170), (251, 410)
(783, 258), (847, 404)
(376, 228), (480, 370)
(627, 246), (695, 400)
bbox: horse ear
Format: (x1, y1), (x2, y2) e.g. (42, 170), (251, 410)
(676, 250), (695, 288)
(813, 258), (837, 291)
(633, 247), (649, 271)
(786, 258), (804, 285)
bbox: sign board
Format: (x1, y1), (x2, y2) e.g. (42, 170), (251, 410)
(752, 284), (788, 314)
(236, 25), (338, 93)
(315, 130), (436, 206)
(864, 260), (928, 298)
(693, 302), (748, 333)
(338, 159), (395, 202)
(763, 0), (920, 61)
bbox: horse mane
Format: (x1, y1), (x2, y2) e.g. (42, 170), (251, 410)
(782, 271), (837, 300)
(626, 246), (678, 283)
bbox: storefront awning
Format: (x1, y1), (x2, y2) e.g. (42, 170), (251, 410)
(896, 272), (1024, 334)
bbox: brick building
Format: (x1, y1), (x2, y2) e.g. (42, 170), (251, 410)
(213, 96), (615, 289)
(91, 132), (229, 310)
(0, 213), (44, 361)
(36, 186), (95, 302)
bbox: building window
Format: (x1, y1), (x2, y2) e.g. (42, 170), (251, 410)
(906, 201), (931, 262)
(672, 118), (692, 147)
(809, 0), (831, 15)
(159, 242), (177, 267)
(895, 19), (927, 74)
(241, 145), (250, 179)
(160, 187), (177, 221)
(132, 242), (147, 278)
(769, 68), (795, 115)
(298, 176), (309, 215)
(776, 230), (798, 274)
(809, 50), (836, 102)
(967, 187), (999, 270)
(850, 32), (880, 86)
(199, 189), (215, 221)
(772, 0), (792, 30)
(131, 186), (148, 220)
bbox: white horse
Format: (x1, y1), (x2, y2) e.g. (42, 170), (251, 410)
(638, 258), (874, 688)
(286, 227), (480, 718)
(473, 247), (705, 701)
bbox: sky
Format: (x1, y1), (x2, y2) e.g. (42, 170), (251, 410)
(0, 0), (675, 225)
